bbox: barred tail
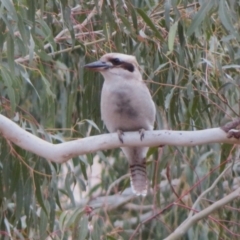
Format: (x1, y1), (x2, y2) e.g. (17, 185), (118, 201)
(129, 160), (147, 196)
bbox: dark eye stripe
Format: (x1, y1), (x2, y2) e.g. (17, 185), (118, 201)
(108, 58), (135, 72)
(121, 62), (134, 72)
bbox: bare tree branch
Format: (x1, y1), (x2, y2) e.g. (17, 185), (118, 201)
(1, 114), (240, 163)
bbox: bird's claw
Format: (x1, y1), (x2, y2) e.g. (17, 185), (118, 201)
(139, 128), (145, 141)
(117, 129), (124, 143)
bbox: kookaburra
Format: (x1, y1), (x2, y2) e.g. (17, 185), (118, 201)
(84, 53), (156, 196)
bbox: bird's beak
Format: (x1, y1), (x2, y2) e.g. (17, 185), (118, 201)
(84, 61), (111, 71)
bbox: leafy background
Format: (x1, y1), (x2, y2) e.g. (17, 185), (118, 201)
(0, 0), (240, 239)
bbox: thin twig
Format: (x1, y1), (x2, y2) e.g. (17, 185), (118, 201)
(15, 0), (104, 64)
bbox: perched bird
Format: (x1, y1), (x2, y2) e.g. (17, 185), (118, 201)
(84, 53), (156, 196)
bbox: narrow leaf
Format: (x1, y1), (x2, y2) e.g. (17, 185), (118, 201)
(65, 172), (76, 206)
(187, 1), (214, 36)
(219, 0), (236, 37)
(7, 34), (14, 73)
(41, 75), (56, 98)
(61, 4), (75, 47)
(17, 13), (30, 49)
(168, 21), (178, 53)
(1, 0), (18, 21)
(26, 0), (35, 30)
(20, 69), (40, 100)
(33, 173), (48, 215)
(1, 66), (16, 111)
(136, 8), (163, 40)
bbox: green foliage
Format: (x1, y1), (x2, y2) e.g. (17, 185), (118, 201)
(0, 0), (240, 239)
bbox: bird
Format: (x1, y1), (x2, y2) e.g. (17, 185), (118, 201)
(84, 53), (156, 196)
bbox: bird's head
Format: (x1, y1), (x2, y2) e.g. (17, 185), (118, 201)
(84, 53), (142, 81)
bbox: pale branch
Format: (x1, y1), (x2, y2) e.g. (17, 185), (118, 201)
(1, 114), (240, 163)
(164, 186), (240, 240)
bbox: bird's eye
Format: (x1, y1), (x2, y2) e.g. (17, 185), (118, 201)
(111, 58), (121, 65)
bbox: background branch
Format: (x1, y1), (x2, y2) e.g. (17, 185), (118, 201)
(164, 187), (240, 240)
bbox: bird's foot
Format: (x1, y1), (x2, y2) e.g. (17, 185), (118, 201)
(139, 128), (145, 141)
(117, 129), (124, 143)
